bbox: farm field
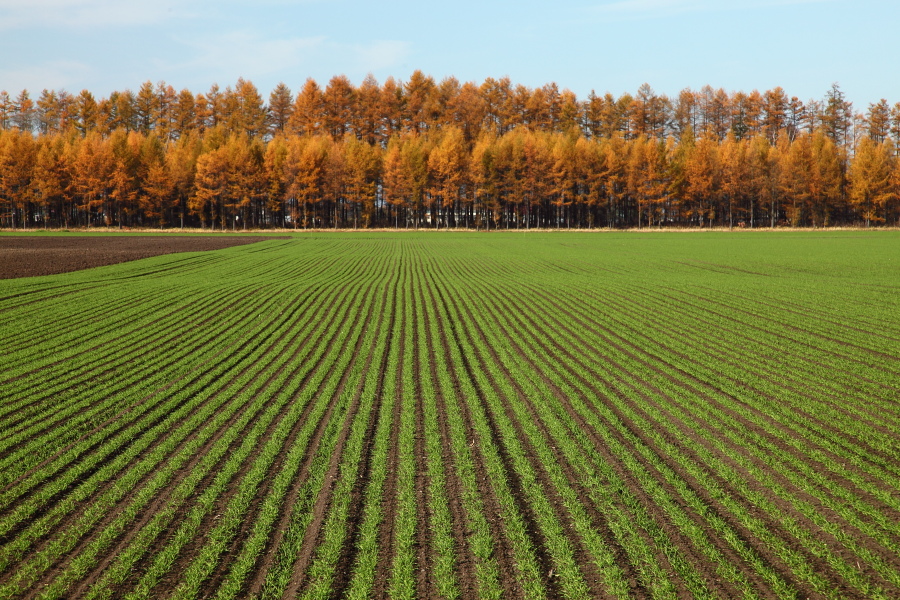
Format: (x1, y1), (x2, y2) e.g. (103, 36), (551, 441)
(0, 234), (277, 279)
(0, 231), (898, 599)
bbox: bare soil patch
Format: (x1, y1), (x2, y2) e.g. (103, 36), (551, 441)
(0, 235), (275, 279)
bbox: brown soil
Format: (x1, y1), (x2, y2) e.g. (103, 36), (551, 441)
(5, 289), (309, 594)
(446, 280), (614, 599)
(423, 269), (529, 599)
(416, 275), (480, 600)
(371, 301), (405, 600)
(246, 272), (383, 598)
(601, 286), (899, 441)
(328, 279), (397, 599)
(107, 264), (369, 596)
(528, 283), (898, 598)
(514, 283), (785, 597)
(621, 285), (900, 472)
(467, 277), (654, 598)
(0, 235), (275, 279)
(199, 281), (359, 595)
(137, 290), (333, 599)
(4, 242), (898, 600)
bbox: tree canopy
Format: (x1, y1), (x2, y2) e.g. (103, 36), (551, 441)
(1, 75), (898, 229)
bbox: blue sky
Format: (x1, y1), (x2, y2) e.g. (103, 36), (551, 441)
(1, 0), (897, 111)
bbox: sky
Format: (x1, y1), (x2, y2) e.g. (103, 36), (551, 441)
(1, 0), (898, 111)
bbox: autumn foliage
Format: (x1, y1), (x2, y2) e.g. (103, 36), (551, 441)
(1, 76), (898, 229)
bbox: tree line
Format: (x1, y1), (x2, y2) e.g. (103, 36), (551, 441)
(1, 73), (898, 229)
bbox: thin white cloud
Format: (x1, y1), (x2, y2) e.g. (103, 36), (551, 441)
(0, 0), (336, 29)
(352, 40), (410, 73)
(0, 0), (183, 29)
(223, 0), (334, 4)
(165, 31), (410, 84)
(0, 59), (93, 93)
(592, 0), (830, 18)
(168, 32), (328, 79)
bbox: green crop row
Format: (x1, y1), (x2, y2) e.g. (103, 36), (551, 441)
(0, 231), (897, 600)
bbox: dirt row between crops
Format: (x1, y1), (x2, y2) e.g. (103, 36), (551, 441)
(527, 281), (900, 598)
(455, 252), (900, 599)
(455, 254), (723, 597)
(2, 286), (313, 595)
(5, 241), (897, 598)
(0, 236), (280, 279)
(0, 253), (355, 596)
(148, 255), (382, 598)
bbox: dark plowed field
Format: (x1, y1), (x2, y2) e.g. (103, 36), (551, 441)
(0, 231), (898, 599)
(0, 235), (274, 279)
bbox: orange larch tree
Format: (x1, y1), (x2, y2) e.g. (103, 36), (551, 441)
(849, 137), (896, 226)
